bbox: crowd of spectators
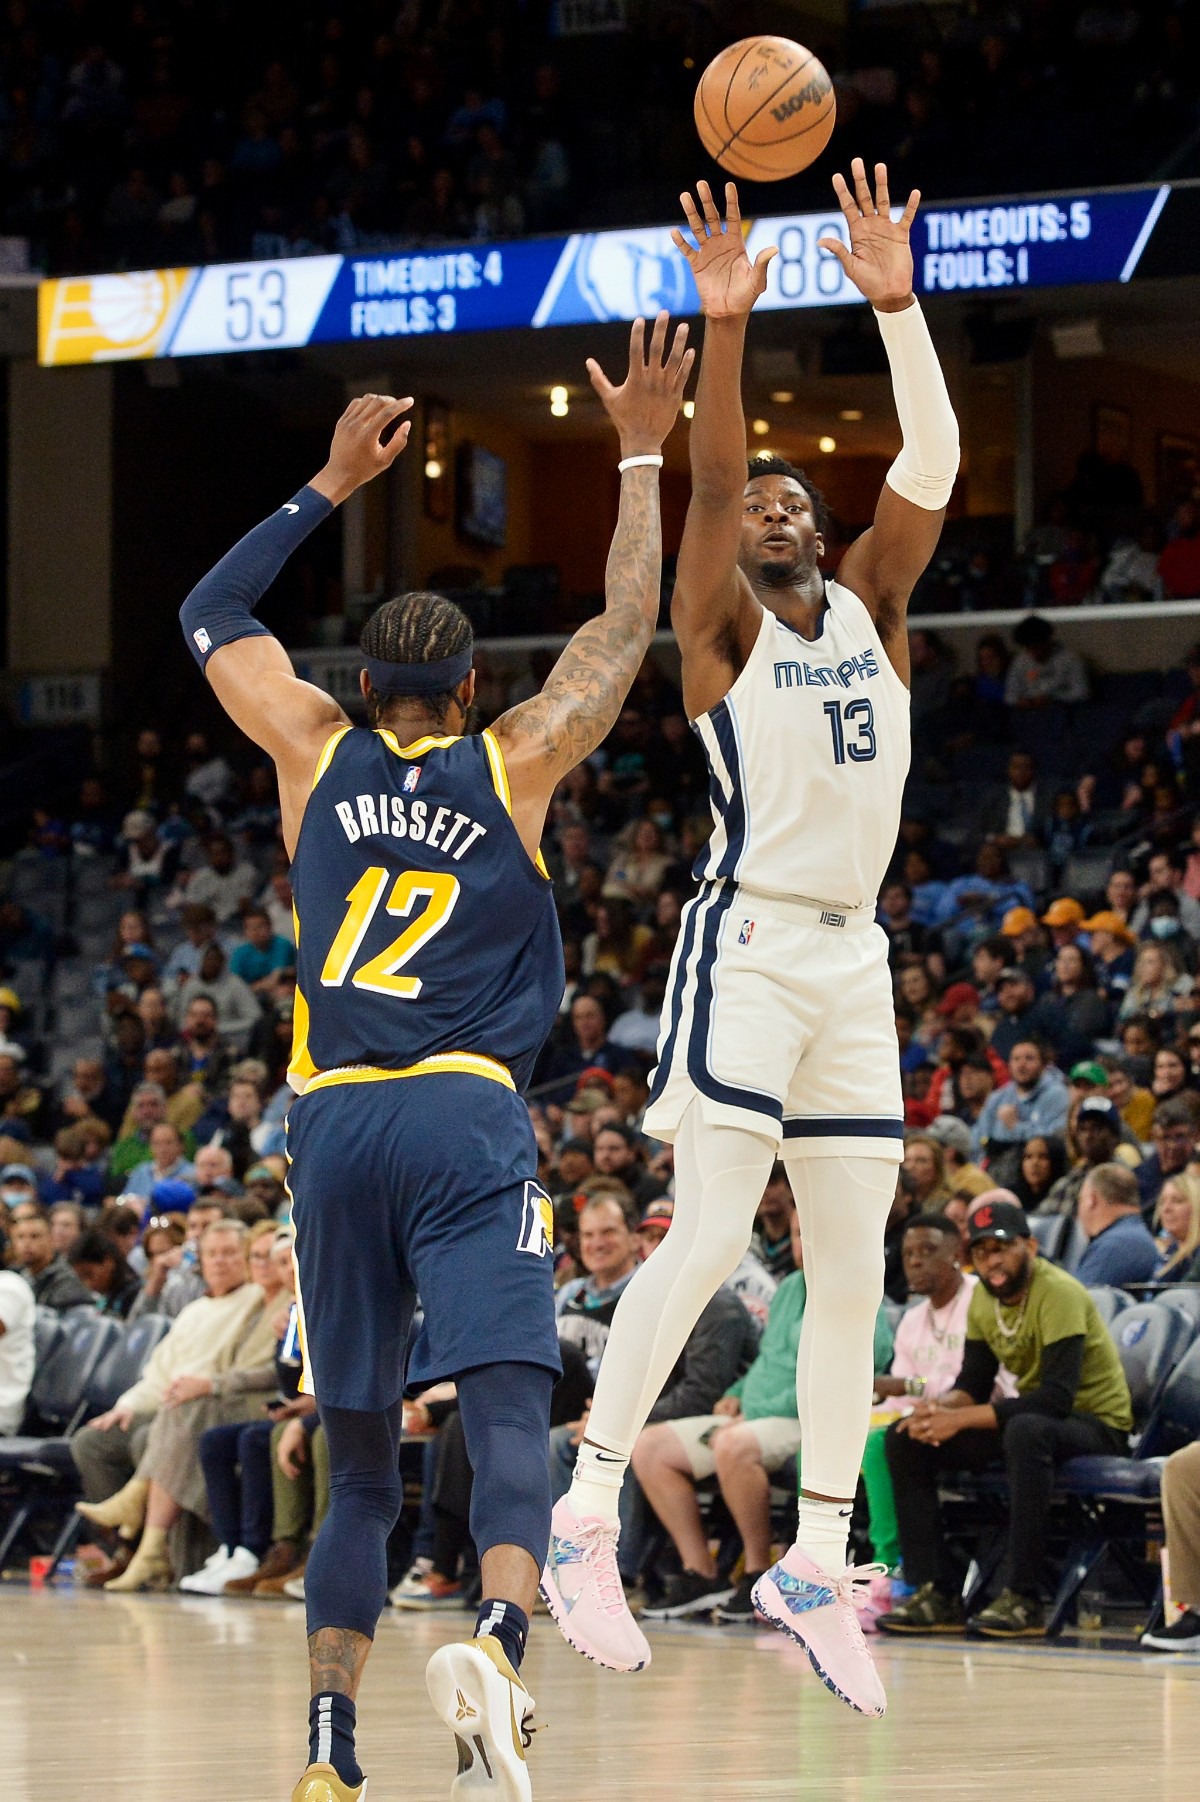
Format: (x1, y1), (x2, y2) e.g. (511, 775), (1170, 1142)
(1, 597), (1199, 1634)
(3, 2), (1195, 278)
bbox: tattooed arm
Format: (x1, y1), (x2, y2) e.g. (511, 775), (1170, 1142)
(492, 312), (694, 865)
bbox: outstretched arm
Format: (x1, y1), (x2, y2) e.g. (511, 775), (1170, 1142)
(827, 159), (960, 684)
(671, 182), (777, 714)
(493, 312), (693, 862)
(180, 394), (412, 850)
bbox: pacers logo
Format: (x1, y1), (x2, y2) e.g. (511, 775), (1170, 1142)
(516, 1181), (554, 1258)
(38, 267), (193, 367)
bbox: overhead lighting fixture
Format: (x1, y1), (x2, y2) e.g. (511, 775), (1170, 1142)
(682, 399), (695, 419)
(550, 383), (569, 417)
(818, 435), (836, 454)
(751, 418), (770, 436)
(770, 390), (794, 404)
(424, 458), (443, 480)
(839, 408), (863, 422)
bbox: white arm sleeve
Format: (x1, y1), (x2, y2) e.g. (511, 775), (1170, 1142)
(875, 300), (960, 512)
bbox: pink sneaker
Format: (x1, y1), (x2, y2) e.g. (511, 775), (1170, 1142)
(540, 1497), (651, 1674)
(752, 1549), (887, 1717)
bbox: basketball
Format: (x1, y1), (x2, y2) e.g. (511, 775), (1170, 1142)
(694, 36), (835, 182)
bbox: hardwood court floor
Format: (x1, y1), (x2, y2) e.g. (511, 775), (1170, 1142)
(2, 1588), (1198, 1801)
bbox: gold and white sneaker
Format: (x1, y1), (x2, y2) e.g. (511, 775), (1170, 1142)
(289, 1764), (366, 1801)
(425, 1634), (539, 1801)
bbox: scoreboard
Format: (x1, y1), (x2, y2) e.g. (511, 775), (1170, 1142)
(36, 181), (1186, 367)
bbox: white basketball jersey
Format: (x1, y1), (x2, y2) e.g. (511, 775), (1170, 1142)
(692, 578), (910, 911)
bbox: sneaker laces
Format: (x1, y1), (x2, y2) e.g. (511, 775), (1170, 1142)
(831, 1562), (889, 1648)
(572, 1519), (627, 1616)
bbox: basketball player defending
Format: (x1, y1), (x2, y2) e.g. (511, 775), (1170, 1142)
(544, 160), (959, 1716)
(178, 314), (693, 1802)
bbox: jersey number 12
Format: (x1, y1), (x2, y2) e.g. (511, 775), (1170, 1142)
(320, 867), (460, 999)
(823, 698), (876, 765)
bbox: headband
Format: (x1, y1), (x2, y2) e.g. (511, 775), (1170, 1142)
(362, 649), (473, 696)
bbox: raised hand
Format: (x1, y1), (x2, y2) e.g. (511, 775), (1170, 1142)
(671, 180), (777, 320)
(313, 392), (414, 506)
(818, 158), (919, 312)
(586, 311), (695, 456)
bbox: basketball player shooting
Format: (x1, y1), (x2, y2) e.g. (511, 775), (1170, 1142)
(543, 159), (959, 1718)
(177, 314), (692, 1802)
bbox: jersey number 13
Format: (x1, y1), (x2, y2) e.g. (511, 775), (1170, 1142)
(823, 698), (877, 765)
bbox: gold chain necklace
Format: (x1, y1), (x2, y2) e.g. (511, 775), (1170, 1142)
(992, 1289), (1030, 1341)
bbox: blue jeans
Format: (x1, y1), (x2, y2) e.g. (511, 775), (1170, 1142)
(198, 1419), (275, 1556)
(548, 1423), (647, 1583)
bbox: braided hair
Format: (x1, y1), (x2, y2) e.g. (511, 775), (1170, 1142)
(359, 590), (474, 728)
(745, 455), (830, 536)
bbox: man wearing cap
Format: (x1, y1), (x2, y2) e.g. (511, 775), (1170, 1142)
(878, 1198), (1131, 1637)
(1074, 1163), (1159, 1286)
(926, 1117), (991, 1200)
(1041, 897), (1087, 954)
(1080, 911), (1137, 1006)
(999, 906), (1048, 988)
(114, 810), (178, 898)
(971, 1040), (1069, 1183)
(1131, 851), (1200, 942)
(10, 1206), (96, 1311)
(1037, 1096), (1136, 1219)
(123, 1121), (197, 1204)
(989, 969), (1053, 1065)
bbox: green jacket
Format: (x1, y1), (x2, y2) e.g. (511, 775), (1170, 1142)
(727, 1271), (895, 1422)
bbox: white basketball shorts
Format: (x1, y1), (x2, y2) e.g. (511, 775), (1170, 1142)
(644, 880), (903, 1161)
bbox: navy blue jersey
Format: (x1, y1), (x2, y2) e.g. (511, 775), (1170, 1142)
(288, 726), (563, 1094)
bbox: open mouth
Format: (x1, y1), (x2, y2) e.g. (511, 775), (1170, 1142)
(762, 535), (792, 549)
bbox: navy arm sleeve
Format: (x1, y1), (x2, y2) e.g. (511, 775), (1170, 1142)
(992, 1335), (1085, 1423)
(179, 485), (333, 672)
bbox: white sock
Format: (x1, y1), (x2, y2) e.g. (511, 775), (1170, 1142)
(569, 1435), (629, 1526)
(794, 1497), (853, 1571)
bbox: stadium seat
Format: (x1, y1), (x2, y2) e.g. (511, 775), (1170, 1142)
(1047, 1336), (1200, 1635)
(1030, 1215), (1070, 1260)
(1086, 1284), (1134, 1328)
(0, 1313), (123, 1570)
(1107, 1300), (1197, 1426)
(1153, 1286), (1200, 1332)
(1059, 1217), (1090, 1275)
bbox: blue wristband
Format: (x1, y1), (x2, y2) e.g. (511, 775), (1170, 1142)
(179, 485), (334, 671)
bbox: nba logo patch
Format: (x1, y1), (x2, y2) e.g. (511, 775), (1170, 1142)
(739, 919), (755, 946)
(516, 1182), (554, 1259)
(192, 627), (212, 654)
(403, 765), (421, 793)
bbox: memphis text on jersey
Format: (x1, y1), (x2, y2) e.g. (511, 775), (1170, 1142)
(332, 787), (489, 861)
(773, 647), (881, 690)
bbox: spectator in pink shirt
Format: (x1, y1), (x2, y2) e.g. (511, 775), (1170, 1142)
(861, 1212), (1013, 1572)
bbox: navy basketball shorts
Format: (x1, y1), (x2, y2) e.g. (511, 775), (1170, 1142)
(286, 1072), (562, 1413)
